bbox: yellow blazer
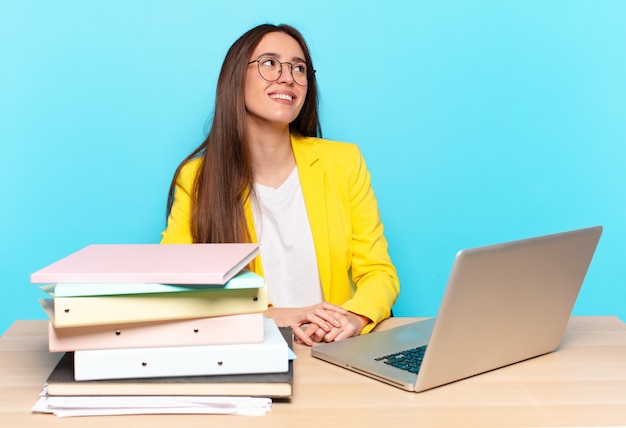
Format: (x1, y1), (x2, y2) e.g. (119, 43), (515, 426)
(161, 135), (400, 333)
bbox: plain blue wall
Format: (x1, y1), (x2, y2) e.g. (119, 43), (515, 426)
(1, 1), (624, 333)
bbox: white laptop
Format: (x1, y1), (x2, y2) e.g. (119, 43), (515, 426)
(312, 226), (603, 392)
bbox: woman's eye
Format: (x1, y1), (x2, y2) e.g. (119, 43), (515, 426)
(293, 64), (306, 74)
(261, 58), (277, 67)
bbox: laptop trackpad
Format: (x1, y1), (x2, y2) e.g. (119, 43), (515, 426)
(379, 318), (435, 347)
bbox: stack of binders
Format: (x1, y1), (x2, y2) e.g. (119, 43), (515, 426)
(30, 244), (294, 403)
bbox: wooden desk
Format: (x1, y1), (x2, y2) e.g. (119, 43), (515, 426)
(2, 317), (626, 427)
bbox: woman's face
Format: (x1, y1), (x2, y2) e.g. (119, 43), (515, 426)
(244, 32), (308, 130)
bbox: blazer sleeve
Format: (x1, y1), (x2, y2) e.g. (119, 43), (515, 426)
(339, 145), (400, 333)
(160, 159), (200, 244)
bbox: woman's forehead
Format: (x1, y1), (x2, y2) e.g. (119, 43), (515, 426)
(251, 32), (305, 60)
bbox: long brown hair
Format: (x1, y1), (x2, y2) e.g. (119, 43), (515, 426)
(165, 24), (321, 243)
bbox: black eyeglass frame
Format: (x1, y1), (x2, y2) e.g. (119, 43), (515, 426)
(247, 56), (315, 87)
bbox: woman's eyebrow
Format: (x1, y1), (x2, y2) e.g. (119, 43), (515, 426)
(257, 52), (280, 58)
(256, 52), (306, 63)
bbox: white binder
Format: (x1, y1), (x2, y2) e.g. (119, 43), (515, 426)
(73, 317), (288, 381)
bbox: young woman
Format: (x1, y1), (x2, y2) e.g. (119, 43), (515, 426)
(161, 24), (399, 346)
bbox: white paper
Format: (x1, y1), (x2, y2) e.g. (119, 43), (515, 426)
(32, 388), (271, 417)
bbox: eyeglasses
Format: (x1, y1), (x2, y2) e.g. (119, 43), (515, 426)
(247, 55), (311, 86)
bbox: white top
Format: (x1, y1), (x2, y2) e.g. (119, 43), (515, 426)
(252, 167), (323, 307)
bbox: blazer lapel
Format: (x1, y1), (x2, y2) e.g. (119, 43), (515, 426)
(291, 136), (332, 297)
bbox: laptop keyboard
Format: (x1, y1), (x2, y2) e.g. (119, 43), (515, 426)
(375, 345), (427, 374)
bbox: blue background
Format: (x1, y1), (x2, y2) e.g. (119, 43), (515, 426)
(1, 1), (624, 333)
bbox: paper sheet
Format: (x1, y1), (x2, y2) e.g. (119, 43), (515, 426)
(32, 388), (271, 417)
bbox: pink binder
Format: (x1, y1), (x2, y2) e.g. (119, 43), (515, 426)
(30, 243), (259, 284)
(48, 313), (265, 352)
